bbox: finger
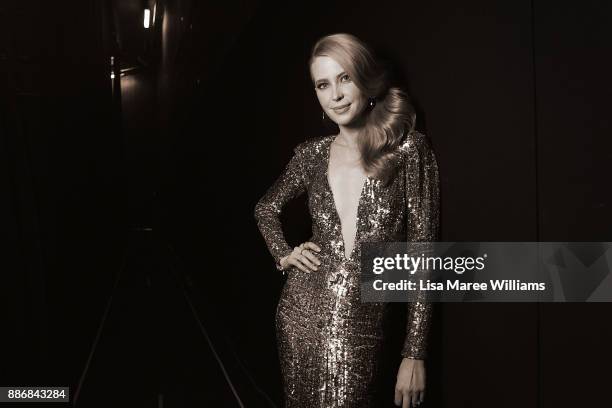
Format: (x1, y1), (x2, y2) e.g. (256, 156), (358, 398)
(402, 391), (410, 408)
(292, 247), (314, 270)
(394, 388), (402, 406)
(411, 391), (418, 408)
(294, 246), (317, 269)
(297, 254), (318, 271)
(302, 249), (321, 266)
(288, 258), (310, 273)
(417, 390), (425, 405)
(303, 242), (321, 252)
(415, 369), (425, 403)
(416, 377), (425, 403)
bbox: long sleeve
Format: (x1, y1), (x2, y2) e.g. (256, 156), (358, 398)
(401, 131), (440, 359)
(254, 141), (308, 271)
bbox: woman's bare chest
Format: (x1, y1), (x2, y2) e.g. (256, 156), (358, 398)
(327, 144), (368, 217)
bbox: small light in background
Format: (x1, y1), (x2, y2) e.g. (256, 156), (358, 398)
(110, 55), (115, 79)
(144, 8), (151, 28)
(152, 3), (157, 25)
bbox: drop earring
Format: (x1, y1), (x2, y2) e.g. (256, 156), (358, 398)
(368, 97), (376, 108)
(322, 111), (326, 120)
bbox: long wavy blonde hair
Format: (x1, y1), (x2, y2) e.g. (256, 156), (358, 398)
(309, 33), (416, 184)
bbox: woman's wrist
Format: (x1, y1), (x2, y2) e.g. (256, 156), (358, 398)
(279, 255), (288, 269)
(275, 248), (293, 272)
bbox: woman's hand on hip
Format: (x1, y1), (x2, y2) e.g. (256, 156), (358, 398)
(280, 242), (321, 273)
(395, 357), (425, 408)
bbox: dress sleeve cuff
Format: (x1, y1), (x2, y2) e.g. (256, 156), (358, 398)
(275, 247), (294, 273)
(401, 353), (426, 360)
(400, 346), (427, 360)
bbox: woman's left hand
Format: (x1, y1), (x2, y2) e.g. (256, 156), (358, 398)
(394, 357), (425, 408)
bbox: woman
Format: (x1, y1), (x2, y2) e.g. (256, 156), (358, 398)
(254, 33), (440, 407)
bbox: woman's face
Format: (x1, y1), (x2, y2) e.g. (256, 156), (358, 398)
(310, 56), (368, 127)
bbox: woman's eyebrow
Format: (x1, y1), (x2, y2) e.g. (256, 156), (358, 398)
(314, 71), (347, 85)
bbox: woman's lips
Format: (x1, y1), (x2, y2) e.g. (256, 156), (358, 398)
(332, 103), (351, 114)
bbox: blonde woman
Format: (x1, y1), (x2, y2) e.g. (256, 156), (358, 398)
(255, 33), (440, 407)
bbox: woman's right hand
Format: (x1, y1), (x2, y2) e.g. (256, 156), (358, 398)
(280, 242), (321, 273)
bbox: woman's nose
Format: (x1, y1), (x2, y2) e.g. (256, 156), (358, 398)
(331, 85), (343, 101)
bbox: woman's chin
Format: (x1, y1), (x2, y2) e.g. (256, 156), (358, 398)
(333, 115), (356, 126)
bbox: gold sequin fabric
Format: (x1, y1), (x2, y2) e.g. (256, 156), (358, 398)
(254, 131), (440, 407)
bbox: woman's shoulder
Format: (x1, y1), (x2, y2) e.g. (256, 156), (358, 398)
(397, 130), (433, 158)
(398, 130), (428, 150)
(293, 134), (334, 156)
(289, 135), (332, 182)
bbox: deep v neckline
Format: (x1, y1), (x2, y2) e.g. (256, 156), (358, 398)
(324, 134), (370, 262)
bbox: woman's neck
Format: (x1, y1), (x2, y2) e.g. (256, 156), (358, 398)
(336, 124), (362, 149)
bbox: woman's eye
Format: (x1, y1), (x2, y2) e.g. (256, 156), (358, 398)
(341, 74), (350, 82)
(317, 83), (328, 90)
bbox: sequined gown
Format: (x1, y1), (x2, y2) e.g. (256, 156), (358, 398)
(254, 131), (440, 407)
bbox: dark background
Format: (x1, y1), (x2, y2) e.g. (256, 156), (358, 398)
(2, 0), (611, 407)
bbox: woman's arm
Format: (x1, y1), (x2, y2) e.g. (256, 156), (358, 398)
(254, 141), (308, 271)
(401, 131), (440, 359)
